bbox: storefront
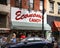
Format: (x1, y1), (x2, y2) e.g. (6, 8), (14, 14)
(47, 15), (60, 41)
(11, 7), (51, 38)
(52, 21), (60, 41)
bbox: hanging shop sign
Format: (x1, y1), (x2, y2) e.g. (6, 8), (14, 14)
(10, 7), (51, 30)
(15, 10), (42, 22)
(11, 7), (47, 24)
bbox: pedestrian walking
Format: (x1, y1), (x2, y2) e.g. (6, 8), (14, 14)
(53, 41), (58, 48)
(11, 33), (17, 43)
(20, 33), (26, 40)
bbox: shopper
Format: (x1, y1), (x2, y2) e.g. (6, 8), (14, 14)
(53, 41), (58, 48)
(2, 37), (7, 44)
(20, 33), (26, 40)
(27, 34), (32, 37)
(11, 33), (16, 43)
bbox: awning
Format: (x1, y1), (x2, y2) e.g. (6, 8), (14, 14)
(11, 21), (51, 30)
(52, 21), (60, 31)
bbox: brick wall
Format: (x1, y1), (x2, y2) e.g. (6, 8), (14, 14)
(10, 0), (45, 11)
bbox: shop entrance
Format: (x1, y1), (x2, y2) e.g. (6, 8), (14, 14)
(52, 31), (59, 41)
(11, 30), (45, 38)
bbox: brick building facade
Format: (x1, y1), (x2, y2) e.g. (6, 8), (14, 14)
(47, 0), (60, 41)
(10, 0), (51, 39)
(0, 0), (10, 36)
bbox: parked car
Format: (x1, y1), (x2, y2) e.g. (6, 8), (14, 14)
(5, 37), (53, 48)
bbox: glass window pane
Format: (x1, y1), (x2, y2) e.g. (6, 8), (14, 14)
(15, 0), (19, 7)
(28, 0), (33, 10)
(15, 0), (22, 8)
(58, 4), (60, 14)
(0, 14), (6, 28)
(50, 3), (54, 12)
(0, 0), (7, 5)
(30, 0), (33, 3)
(40, 1), (43, 6)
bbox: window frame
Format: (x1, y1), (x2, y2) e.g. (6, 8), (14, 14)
(0, 0), (7, 5)
(57, 2), (60, 14)
(0, 14), (7, 28)
(49, 2), (54, 13)
(15, 0), (22, 8)
(39, 0), (43, 13)
(28, 0), (34, 11)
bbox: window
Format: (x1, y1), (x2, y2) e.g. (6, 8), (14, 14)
(15, 0), (28, 9)
(28, 0), (34, 11)
(58, 3), (60, 14)
(15, 0), (22, 8)
(0, 0), (7, 5)
(40, 1), (43, 6)
(15, 0), (40, 11)
(15, 0), (19, 7)
(40, 0), (43, 13)
(0, 14), (6, 28)
(49, 2), (54, 13)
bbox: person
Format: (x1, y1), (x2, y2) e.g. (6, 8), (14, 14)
(51, 35), (58, 48)
(49, 34), (55, 43)
(2, 37), (7, 44)
(52, 36), (55, 43)
(53, 38), (58, 48)
(53, 41), (58, 48)
(11, 33), (16, 43)
(32, 33), (35, 37)
(1, 37), (8, 48)
(27, 34), (31, 37)
(20, 33), (26, 40)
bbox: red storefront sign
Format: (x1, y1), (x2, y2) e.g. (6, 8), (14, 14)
(15, 11), (42, 22)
